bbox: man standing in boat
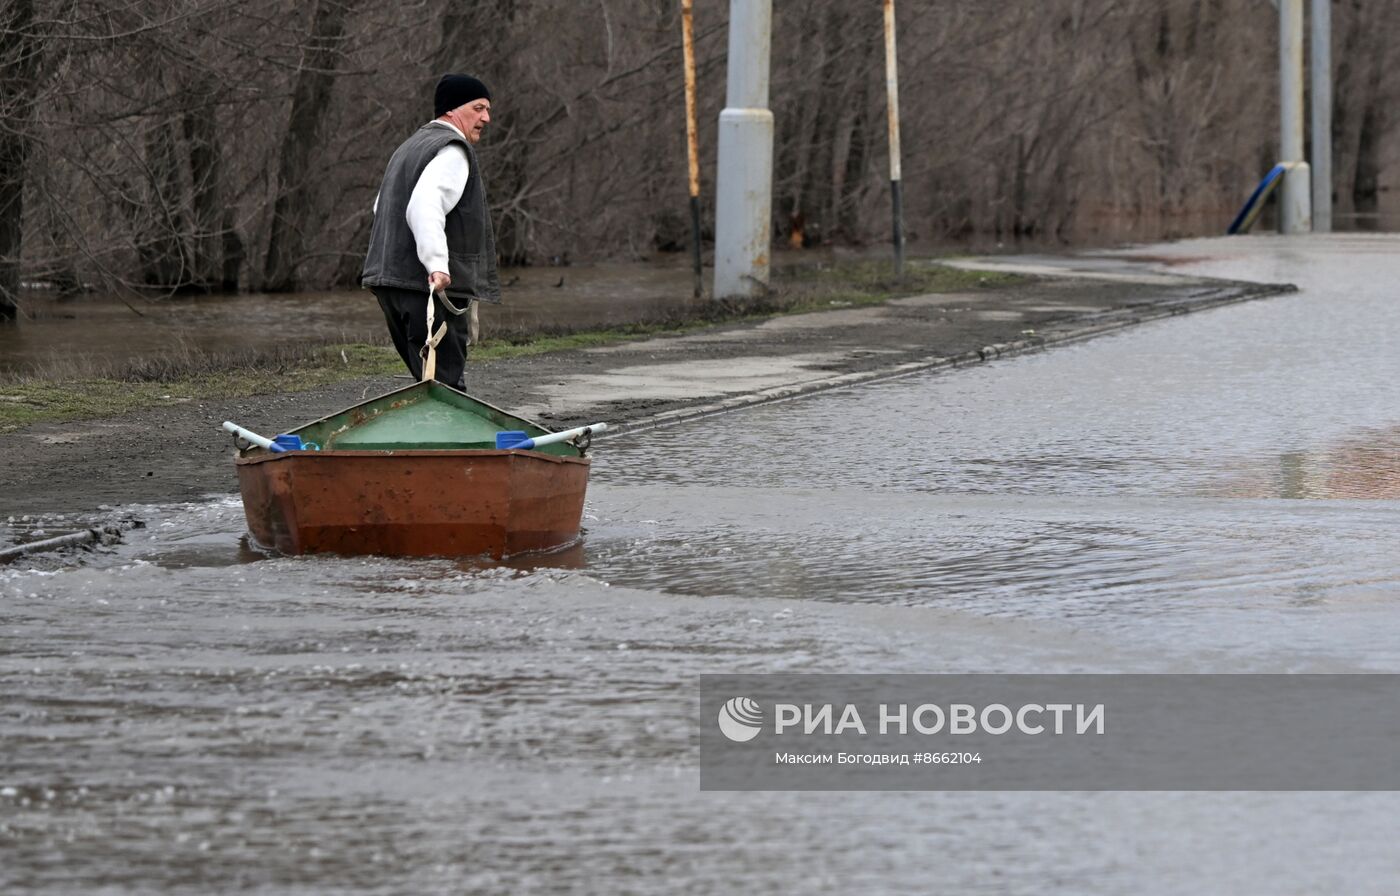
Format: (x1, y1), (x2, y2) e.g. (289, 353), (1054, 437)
(361, 74), (501, 390)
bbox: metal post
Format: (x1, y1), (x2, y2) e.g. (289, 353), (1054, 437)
(682, 0), (704, 297)
(713, 0), (773, 299)
(883, 0), (904, 278)
(1309, 0), (1332, 232)
(1278, 0), (1311, 233)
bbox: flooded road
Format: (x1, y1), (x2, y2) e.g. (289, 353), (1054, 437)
(3, 235), (1400, 892)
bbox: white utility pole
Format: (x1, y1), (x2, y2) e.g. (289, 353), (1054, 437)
(713, 0), (774, 299)
(1309, 0), (1332, 232)
(1278, 0), (1311, 232)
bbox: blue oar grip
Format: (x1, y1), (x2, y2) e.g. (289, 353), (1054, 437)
(495, 430), (533, 450)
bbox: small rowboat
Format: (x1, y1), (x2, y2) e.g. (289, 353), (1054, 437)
(230, 381), (595, 558)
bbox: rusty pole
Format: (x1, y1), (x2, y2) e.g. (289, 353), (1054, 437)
(883, 0), (905, 278)
(682, 0), (703, 297)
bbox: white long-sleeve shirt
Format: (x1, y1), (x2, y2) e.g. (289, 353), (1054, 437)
(372, 120), (470, 278)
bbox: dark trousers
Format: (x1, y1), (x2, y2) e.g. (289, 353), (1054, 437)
(373, 286), (469, 390)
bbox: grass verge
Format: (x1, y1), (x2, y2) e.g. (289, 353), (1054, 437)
(0, 344), (403, 433)
(0, 261), (1022, 432)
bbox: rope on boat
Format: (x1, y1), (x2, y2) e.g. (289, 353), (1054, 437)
(421, 286), (448, 382)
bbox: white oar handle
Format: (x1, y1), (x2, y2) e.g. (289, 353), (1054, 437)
(222, 420), (285, 452)
(527, 422), (608, 449)
(498, 422), (608, 450)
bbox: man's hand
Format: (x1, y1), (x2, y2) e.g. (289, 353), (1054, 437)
(429, 271), (451, 293)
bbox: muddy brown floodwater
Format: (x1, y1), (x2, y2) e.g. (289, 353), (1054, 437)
(3, 235), (1400, 893)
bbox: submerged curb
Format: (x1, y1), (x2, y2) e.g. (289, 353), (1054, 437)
(606, 278), (1295, 439)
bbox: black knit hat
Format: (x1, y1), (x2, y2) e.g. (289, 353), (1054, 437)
(434, 74), (491, 117)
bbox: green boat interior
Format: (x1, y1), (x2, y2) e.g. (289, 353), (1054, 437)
(289, 381), (574, 455)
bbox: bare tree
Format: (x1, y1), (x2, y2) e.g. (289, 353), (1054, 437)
(263, 0), (357, 291)
(1, 0), (39, 318)
(1332, 0), (1398, 225)
(3, 0), (1399, 303)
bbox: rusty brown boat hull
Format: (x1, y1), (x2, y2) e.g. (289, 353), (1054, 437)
(235, 449), (591, 558)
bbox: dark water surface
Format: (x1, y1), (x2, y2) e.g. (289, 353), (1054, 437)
(0, 260), (702, 377)
(3, 235), (1399, 893)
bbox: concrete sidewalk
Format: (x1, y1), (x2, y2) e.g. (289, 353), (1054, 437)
(499, 258), (1289, 434)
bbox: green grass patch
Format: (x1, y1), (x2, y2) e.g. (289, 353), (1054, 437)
(0, 343), (402, 433)
(0, 261), (1022, 432)
(771, 259), (1022, 311)
(470, 327), (689, 360)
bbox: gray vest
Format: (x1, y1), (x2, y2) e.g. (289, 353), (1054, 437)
(361, 123), (501, 304)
